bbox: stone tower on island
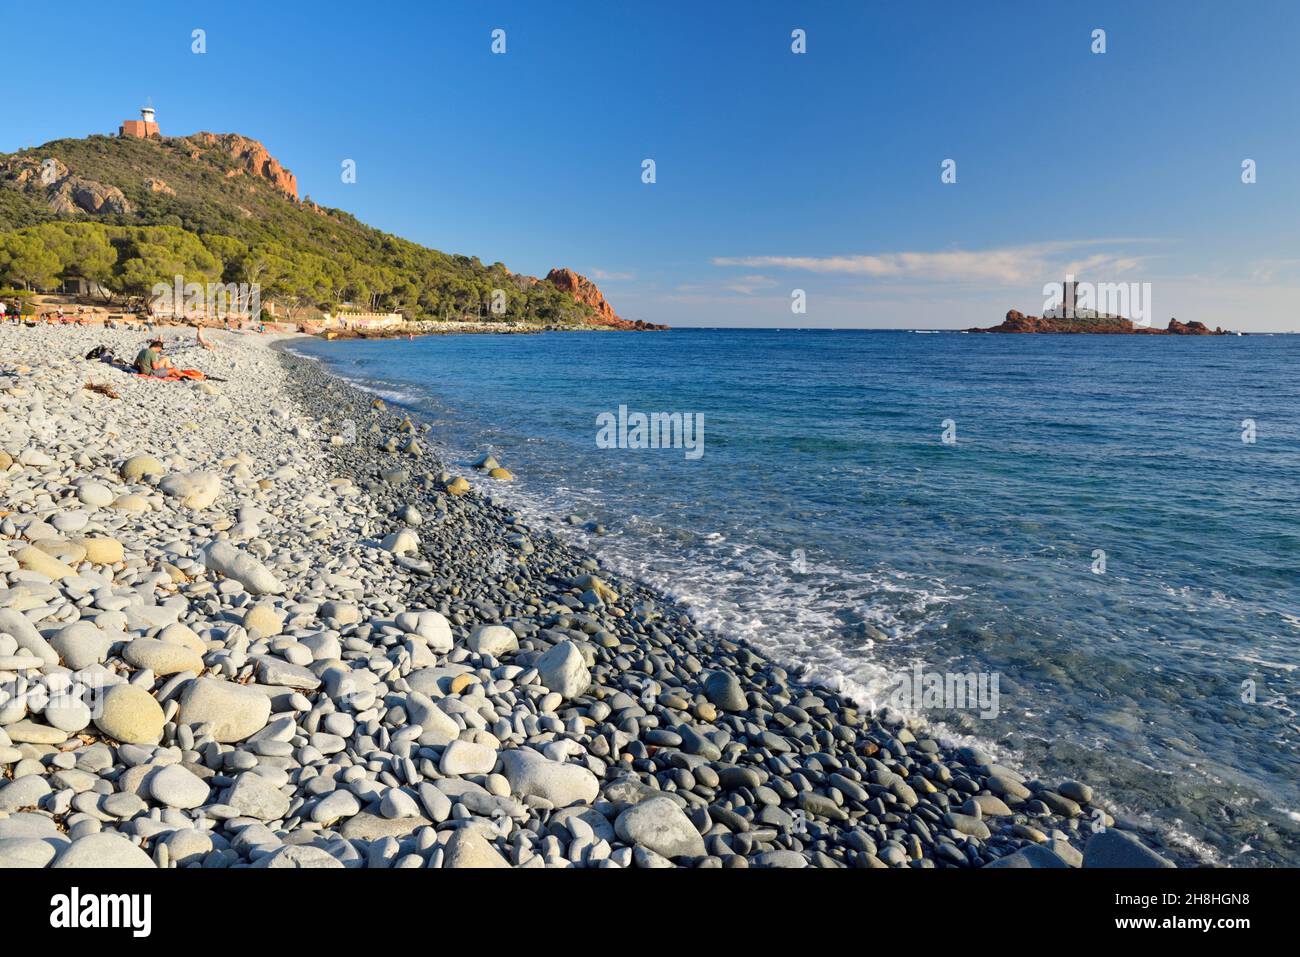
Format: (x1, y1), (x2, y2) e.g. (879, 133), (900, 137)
(120, 104), (159, 139)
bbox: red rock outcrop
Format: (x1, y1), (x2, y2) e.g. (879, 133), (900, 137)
(544, 268), (667, 330)
(182, 132), (298, 201)
(1166, 318), (1227, 335)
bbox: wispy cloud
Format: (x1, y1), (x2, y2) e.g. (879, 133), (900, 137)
(723, 274), (778, 295)
(1249, 258), (1300, 283)
(588, 268), (636, 281)
(712, 240), (1153, 285)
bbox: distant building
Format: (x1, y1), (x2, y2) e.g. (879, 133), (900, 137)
(322, 311), (405, 331)
(1062, 279), (1078, 318)
(120, 105), (160, 139)
(1043, 276), (1126, 321)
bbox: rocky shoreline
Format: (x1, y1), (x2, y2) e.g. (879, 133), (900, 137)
(0, 322), (1179, 868)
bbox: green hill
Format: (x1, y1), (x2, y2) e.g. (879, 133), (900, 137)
(0, 131), (606, 326)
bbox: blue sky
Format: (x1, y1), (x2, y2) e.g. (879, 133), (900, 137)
(5, 0), (1299, 330)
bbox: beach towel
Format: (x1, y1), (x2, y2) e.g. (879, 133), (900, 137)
(131, 368), (207, 381)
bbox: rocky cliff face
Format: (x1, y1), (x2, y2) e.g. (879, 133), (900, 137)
(971, 310), (1233, 335)
(0, 155), (132, 216)
(544, 268), (667, 330)
(182, 132), (299, 201)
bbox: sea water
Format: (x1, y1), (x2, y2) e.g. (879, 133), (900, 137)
(291, 328), (1300, 865)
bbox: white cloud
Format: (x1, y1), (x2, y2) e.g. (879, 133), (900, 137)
(712, 240), (1153, 285)
(1249, 258), (1300, 283)
(588, 268), (635, 281)
(723, 274), (778, 295)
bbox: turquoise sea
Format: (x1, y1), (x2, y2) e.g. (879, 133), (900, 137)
(291, 328), (1300, 866)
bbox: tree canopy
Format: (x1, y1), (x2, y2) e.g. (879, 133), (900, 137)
(0, 133), (600, 325)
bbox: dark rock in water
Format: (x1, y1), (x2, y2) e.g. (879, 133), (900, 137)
(703, 670), (747, 711)
(1059, 780), (1093, 804)
(983, 845), (1071, 868)
(1083, 830), (1176, 868)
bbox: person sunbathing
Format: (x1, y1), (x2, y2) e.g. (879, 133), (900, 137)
(134, 339), (176, 377)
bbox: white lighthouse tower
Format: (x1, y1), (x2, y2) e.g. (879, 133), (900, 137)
(120, 100), (160, 138)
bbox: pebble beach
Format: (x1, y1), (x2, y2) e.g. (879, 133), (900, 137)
(0, 322), (1180, 869)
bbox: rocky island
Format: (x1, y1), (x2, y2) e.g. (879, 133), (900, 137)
(971, 310), (1235, 335)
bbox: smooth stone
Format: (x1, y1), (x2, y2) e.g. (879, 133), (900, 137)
(161, 829), (213, 866)
(0, 774), (52, 811)
(253, 656), (321, 690)
(158, 622), (207, 655)
(110, 495), (151, 513)
(1060, 781), (1094, 804)
(94, 684), (165, 745)
(1083, 830), (1176, 869)
(439, 740), (498, 776)
(615, 796), (706, 859)
(16, 545), (76, 580)
(158, 470), (220, 510)
(467, 624), (518, 658)
(535, 640), (591, 699)
(148, 764), (211, 810)
(500, 748), (599, 807)
(178, 677), (271, 742)
(380, 788), (422, 819)
(339, 812), (431, 841)
(985, 845), (1072, 868)
(51, 832), (155, 868)
(222, 773), (290, 821)
(381, 529), (419, 556)
(312, 789), (361, 824)
(254, 845), (344, 868)
(201, 541), (285, 595)
(319, 601), (360, 625)
(43, 698), (92, 734)
(120, 454), (165, 481)
(395, 610), (453, 653)
(123, 637), (205, 676)
(443, 827), (509, 868)
(0, 837), (58, 868)
(0, 608), (60, 666)
(77, 483), (114, 507)
(1048, 838), (1085, 868)
(4, 720), (68, 745)
(78, 537), (125, 565)
(405, 692), (460, 746)
(751, 849), (810, 868)
(242, 602), (285, 638)
(703, 670), (747, 711)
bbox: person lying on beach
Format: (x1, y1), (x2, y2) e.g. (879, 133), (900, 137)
(134, 339), (176, 377)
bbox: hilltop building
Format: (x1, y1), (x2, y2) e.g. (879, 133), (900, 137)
(120, 106), (160, 139)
